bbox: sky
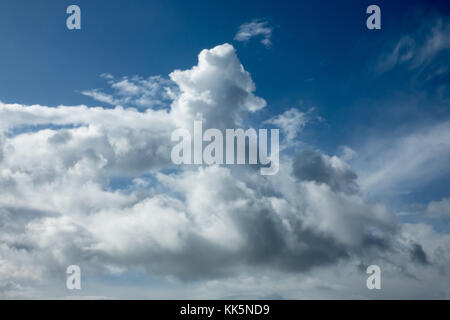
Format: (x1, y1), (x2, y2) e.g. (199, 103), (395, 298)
(0, 0), (449, 299)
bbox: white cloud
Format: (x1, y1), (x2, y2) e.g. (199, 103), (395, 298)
(82, 74), (174, 109)
(234, 19), (273, 48)
(169, 43), (266, 130)
(0, 43), (449, 299)
(356, 120), (450, 197)
(80, 89), (118, 105)
(265, 108), (308, 143)
(377, 18), (450, 74)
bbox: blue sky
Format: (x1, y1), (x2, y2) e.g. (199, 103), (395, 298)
(0, 1), (448, 136)
(0, 0), (450, 299)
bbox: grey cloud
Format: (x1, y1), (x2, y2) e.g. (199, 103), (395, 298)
(0, 133), (4, 162)
(426, 197), (450, 218)
(48, 130), (73, 145)
(292, 150), (358, 194)
(410, 243), (430, 266)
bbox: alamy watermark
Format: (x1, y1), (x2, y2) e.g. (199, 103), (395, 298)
(171, 120), (280, 175)
(366, 265), (381, 290)
(66, 5), (81, 30)
(66, 265), (81, 290)
(366, 5), (381, 30)
(65, 5), (379, 31)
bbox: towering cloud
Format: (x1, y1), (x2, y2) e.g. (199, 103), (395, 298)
(0, 43), (449, 299)
(169, 43), (266, 130)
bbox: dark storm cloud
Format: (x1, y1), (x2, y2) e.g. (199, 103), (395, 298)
(410, 243), (430, 266)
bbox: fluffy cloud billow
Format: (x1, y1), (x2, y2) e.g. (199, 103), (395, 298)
(0, 44), (449, 299)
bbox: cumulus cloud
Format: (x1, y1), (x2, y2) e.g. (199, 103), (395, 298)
(169, 43), (266, 130)
(234, 19), (273, 48)
(0, 103), (175, 180)
(0, 43), (449, 299)
(293, 150), (359, 195)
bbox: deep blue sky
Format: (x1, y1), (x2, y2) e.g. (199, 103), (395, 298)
(1, 0), (449, 205)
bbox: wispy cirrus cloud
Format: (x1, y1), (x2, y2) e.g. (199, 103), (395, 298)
(359, 17), (450, 200)
(356, 120), (450, 197)
(376, 18), (450, 77)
